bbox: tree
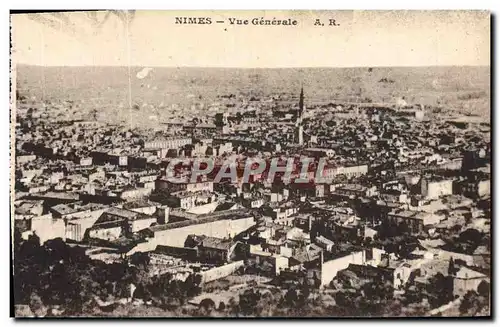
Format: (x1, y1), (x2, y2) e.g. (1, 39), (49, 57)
(29, 293), (47, 317)
(239, 289), (260, 316)
(447, 258), (457, 276)
(129, 252), (150, 268)
(44, 238), (71, 264)
(458, 229), (483, 247)
(284, 288), (299, 308)
(183, 273), (202, 298)
(13, 227), (22, 254)
(459, 290), (489, 316)
(199, 298), (216, 314)
(427, 273), (453, 307)
(477, 280), (490, 298)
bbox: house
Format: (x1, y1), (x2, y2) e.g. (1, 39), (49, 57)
(333, 164), (369, 178)
(303, 148), (335, 159)
(14, 200), (44, 217)
(241, 197), (265, 209)
(185, 235), (238, 264)
(122, 200), (169, 224)
(331, 184), (377, 199)
(386, 209), (442, 234)
(329, 214), (364, 241)
(20, 213), (66, 244)
(460, 179), (490, 198)
(289, 244), (323, 269)
(50, 201), (111, 241)
(88, 207), (158, 241)
(453, 267), (489, 297)
(250, 251), (289, 276)
(262, 201), (300, 226)
(315, 235), (335, 252)
(155, 179), (214, 193)
(285, 227), (310, 245)
(144, 138), (192, 150)
(165, 191), (217, 211)
(138, 209), (255, 248)
(420, 176), (454, 199)
(336, 263), (394, 288)
(320, 248), (386, 287)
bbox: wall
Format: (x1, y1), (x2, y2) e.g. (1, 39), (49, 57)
(274, 255), (289, 275)
(321, 251), (365, 287)
(65, 215), (101, 241)
(186, 182), (214, 193)
(120, 188), (152, 200)
(199, 260), (244, 284)
(145, 138), (191, 150)
(131, 218), (157, 233)
(186, 201), (219, 215)
(422, 213), (442, 226)
(139, 175), (158, 183)
(478, 180), (490, 197)
(153, 217), (255, 247)
(437, 250), (474, 266)
(329, 165), (368, 178)
(369, 248), (386, 265)
(80, 157), (93, 166)
(89, 226), (122, 241)
(65, 223), (82, 242)
(31, 214), (66, 244)
(199, 247), (229, 264)
(427, 180), (453, 199)
(253, 252), (289, 276)
(280, 246), (294, 258)
(439, 159), (462, 171)
(126, 241), (157, 256)
(129, 206), (157, 216)
(16, 155), (37, 164)
(63, 208), (107, 221)
(28, 186), (50, 194)
(154, 245), (198, 259)
(454, 277), (488, 297)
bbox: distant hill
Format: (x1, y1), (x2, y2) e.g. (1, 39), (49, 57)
(13, 65), (490, 118)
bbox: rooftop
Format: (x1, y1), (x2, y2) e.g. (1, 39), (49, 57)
(95, 207), (150, 223)
(122, 200), (161, 210)
(389, 209), (429, 220)
(337, 184), (368, 192)
(51, 201), (109, 215)
(455, 266), (487, 279)
(198, 235), (234, 250)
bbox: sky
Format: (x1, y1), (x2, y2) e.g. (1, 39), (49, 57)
(11, 10), (490, 68)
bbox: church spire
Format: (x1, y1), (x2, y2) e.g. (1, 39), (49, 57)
(298, 85), (304, 118)
(296, 85), (305, 146)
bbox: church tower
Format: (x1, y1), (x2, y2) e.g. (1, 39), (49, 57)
(296, 86), (305, 145)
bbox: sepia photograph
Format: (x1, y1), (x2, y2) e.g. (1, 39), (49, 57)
(9, 10), (491, 318)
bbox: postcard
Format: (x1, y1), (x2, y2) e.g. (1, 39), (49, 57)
(10, 10), (491, 318)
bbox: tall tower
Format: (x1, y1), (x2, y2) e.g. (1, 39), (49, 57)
(298, 86), (304, 119)
(296, 86), (305, 145)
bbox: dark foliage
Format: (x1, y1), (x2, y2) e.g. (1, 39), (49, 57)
(13, 231), (201, 316)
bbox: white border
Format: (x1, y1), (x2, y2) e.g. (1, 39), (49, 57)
(4, 1), (500, 10)
(3, 1), (498, 326)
